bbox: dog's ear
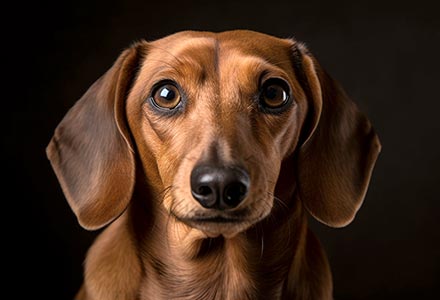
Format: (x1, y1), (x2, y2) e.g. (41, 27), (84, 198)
(46, 42), (146, 230)
(293, 44), (381, 228)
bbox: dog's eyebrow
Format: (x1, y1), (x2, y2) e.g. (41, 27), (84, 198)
(290, 43), (304, 78)
(289, 43), (311, 98)
(148, 38), (219, 80)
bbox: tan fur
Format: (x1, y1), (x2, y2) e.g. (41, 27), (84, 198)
(47, 30), (381, 299)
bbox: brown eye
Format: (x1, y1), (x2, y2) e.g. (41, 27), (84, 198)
(259, 78), (292, 113)
(262, 84), (288, 108)
(151, 84), (181, 109)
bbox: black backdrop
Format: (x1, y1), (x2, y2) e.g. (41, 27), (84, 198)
(5, 0), (439, 299)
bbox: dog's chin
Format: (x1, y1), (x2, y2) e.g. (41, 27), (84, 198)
(192, 221), (252, 239)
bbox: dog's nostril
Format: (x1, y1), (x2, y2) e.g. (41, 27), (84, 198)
(198, 185), (213, 196)
(224, 182), (247, 206)
(190, 164), (250, 210)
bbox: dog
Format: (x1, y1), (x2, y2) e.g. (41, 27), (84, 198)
(47, 30), (381, 300)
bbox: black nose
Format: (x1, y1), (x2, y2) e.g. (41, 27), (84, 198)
(190, 165), (250, 210)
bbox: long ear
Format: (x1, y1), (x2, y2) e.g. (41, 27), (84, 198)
(46, 42), (146, 230)
(294, 44), (381, 228)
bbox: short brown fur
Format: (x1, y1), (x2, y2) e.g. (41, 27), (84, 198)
(47, 30), (381, 300)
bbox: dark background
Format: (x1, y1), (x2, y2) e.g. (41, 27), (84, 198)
(5, 0), (439, 299)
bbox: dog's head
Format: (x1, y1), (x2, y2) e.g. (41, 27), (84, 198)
(47, 30), (380, 238)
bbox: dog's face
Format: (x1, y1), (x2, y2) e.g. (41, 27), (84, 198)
(127, 31), (307, 237)
(47, 30), (380, 239)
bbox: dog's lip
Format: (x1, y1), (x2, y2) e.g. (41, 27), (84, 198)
(178, 214), (249, 238)
(172, 209), (262, 238)
(187, 215), (244, 223)
(173, 209), (250, 225)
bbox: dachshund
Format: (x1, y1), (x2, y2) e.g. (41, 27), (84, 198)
(47, 30), (381, 300)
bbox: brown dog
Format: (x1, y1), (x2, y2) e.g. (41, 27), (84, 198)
(47, 30), (381, 300)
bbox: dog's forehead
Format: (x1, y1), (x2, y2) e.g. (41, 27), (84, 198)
(149, 30), (294, 67)
(218, 30), (294, 58)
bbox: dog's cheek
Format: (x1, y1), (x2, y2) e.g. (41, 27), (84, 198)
(246, 149), (281, 217)
(158, 140), (202, 214)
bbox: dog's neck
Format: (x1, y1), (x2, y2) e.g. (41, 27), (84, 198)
(141, 232), (262, 299)
(128, 186), (306, 300)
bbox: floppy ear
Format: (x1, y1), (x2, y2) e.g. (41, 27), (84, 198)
(46, 42), (146, 230)
(294, 44), (381, 228)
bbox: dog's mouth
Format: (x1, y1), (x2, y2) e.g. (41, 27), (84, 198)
(190, 216), (244, 223)
(173, 209), (259, 238)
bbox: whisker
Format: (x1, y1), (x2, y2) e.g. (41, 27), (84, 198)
(157, 185), (175, 208)
(260, 232), (265, 260)
(266, 191), (295, 246)
(267, 191), (289, 211)
(166, 196), (191, 245)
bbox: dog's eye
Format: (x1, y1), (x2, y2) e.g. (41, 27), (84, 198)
(263, 85), (288, 107)
(151, 84), (181, 110)
(259, 79), (292, 113)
